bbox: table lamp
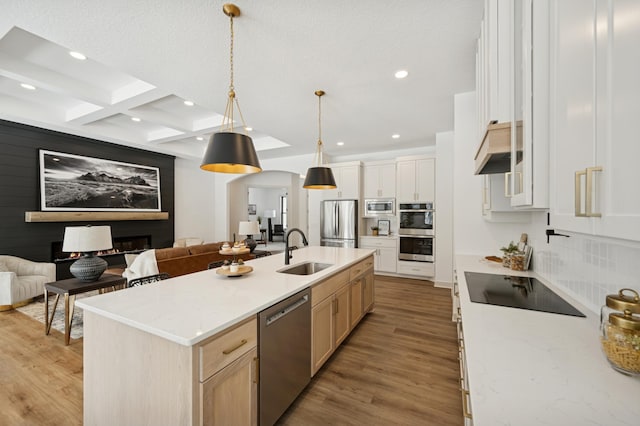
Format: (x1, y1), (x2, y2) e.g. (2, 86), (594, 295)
(62, 225), (113, 282)
(238, 221), (260, 253)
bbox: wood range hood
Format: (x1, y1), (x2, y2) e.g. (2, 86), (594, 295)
(473, 121), (521, 175)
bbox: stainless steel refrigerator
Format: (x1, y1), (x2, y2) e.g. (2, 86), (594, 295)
(320, 199), (358, 248)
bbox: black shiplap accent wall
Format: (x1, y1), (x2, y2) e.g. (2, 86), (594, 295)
(0, 119), (175, 271)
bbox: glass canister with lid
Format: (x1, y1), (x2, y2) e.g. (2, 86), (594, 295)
(600, 288), (640, 376)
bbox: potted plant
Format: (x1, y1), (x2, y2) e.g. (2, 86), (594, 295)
(371, 226), (379, 236)
(500, 241), (519, 268)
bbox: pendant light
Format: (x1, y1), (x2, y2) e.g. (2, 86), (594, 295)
(201, 3), (261, 174)
(303, 90), (337, 189)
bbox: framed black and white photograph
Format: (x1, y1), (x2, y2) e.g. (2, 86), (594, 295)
(248, 204), (257, 215)
(39, 150), (161, 211)
(378, 219), (390, 236)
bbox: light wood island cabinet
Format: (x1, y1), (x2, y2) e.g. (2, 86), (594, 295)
(83, 313), (257, 426)
(78, 247), (377, 425)
(311, 255), (375, 376)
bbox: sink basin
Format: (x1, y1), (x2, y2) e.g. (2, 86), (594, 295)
(277, 262), (333, 276)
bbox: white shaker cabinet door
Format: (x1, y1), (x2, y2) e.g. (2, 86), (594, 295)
(548, 0), (597, 234)
(594, 0), (640, 241)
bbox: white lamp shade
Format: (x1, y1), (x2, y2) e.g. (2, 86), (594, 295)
(263, 210), (276, 218)
(62, 225), (113, 253)
(239, 221), (260, 236)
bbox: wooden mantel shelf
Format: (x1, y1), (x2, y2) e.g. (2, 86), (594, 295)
(25, 211), (169, 222)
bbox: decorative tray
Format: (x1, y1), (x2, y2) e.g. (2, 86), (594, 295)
(216, 265), (253, 277)
(219, 248), (250, 255)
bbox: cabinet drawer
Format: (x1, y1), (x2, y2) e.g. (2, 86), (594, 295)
(397, 261), (434, 277)
(311, 269), (350, 306)
(359, 238), (397, 248)
(349, 256), (374, 281)
(200, 317), (257, 382)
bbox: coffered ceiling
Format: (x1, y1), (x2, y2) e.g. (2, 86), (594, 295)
(0, 0), (482, 162)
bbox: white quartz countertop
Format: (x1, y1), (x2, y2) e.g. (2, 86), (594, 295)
(76, 246), (374, 346)
(455, 255), (640, 426)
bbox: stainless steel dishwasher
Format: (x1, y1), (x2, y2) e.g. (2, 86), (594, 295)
(258, 288), (311, 426)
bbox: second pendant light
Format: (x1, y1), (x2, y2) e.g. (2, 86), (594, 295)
(303, 90), (336, 189)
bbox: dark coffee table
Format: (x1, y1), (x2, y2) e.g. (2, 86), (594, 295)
(44, 273), (126, 345)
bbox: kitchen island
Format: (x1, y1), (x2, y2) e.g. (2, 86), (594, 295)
(76, 246), (374, 426)
(454, 255), (640, 426)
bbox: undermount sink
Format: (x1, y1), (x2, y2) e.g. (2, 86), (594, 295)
(277, 262), (333, 276)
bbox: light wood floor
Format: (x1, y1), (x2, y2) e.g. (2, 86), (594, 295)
(278, 275), (463, 425)
(0, 275), (461, 425)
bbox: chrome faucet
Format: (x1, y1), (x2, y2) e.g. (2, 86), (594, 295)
(284, 228), (309, 265)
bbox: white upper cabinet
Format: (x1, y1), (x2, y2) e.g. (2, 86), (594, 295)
(475, 0), (549, 209)
(509, 0), (549, 208)
(323, 162), (362, 200)
(549, 0), (640, 241)
(396, 158), (435, 203)
(363, 162), (396, 199)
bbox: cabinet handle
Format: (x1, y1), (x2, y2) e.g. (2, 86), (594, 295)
(222, 339), (248, 355)
(253, 357), (260, 384)
(461, 389), (472, 419)
(585, 166), (602, 217)
(575, 170), (587, 217)
(504, 172), (513, 198)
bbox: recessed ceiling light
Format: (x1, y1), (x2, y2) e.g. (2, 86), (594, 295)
(392, 134), (400, 139)
(69, 51), (87, 60)
(337, 142), (344, 146)
(395, 70), (409, 79)
(52, 157), (60, 162)
(245, 127), (253, 132)
(20, 83), (36, 90)
(196, 136), (204, 141)
(183, 100), (194, 106)
(131, 117), (141, 122)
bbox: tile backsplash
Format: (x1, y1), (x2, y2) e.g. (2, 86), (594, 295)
(532, 230), (640, 315)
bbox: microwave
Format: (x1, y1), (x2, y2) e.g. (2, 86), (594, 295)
(364, 198), (395, 217)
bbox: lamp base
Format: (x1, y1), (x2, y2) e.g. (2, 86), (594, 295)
(69, 253), (108, 282)
(245, 236), (257, 253)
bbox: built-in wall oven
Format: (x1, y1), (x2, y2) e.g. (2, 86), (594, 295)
(399, 202), (434, 236)
(398, 202), (435, 262)
(398, 235), (434, 262)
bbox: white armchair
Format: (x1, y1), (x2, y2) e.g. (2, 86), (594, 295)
(0, 255), (56, 310)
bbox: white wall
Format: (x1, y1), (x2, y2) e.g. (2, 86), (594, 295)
(453, 91), (528, 255)
(435, 131), (454, 288)
(174, 158), (218, 243)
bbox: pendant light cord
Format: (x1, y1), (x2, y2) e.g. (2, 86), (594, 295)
(316, 92), (324, 166)
(221, 10), (249, 133)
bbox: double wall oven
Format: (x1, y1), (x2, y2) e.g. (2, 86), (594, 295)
(398, 202), (434, 262)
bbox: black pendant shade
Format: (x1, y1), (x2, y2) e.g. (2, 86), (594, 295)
(200, 132), (262, 174)
(303, 166), (336, 189)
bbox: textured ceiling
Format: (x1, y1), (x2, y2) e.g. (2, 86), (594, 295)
(0, 0), (482, 161)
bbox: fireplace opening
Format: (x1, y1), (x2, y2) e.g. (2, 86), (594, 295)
(52, 235), (152, 261)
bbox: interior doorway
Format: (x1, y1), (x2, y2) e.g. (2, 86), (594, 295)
(227, 170), (307, 250)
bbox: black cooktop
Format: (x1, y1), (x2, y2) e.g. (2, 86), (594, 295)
(464, 272), (585, 317)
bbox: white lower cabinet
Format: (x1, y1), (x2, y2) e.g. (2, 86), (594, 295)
(397, 260), (434, 278)
(359, 237), (397, 273)
(452, 271), (473, 425)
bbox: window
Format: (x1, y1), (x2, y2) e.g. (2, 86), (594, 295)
(280, 195), (288, 228)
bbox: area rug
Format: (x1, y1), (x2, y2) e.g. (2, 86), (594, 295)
(15, 291), (98, 340)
